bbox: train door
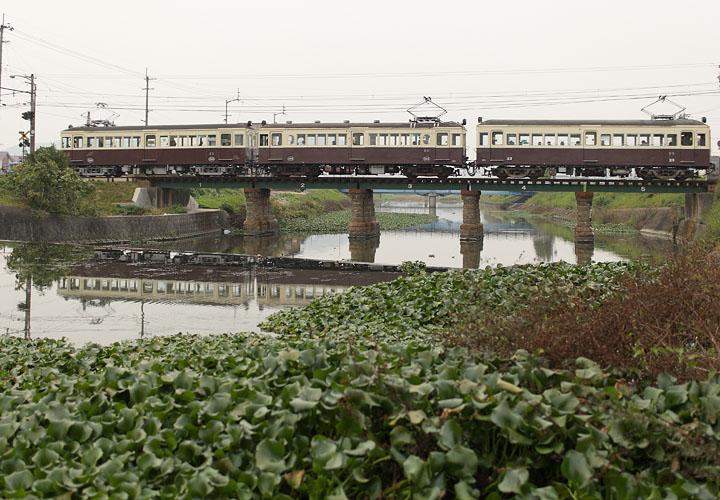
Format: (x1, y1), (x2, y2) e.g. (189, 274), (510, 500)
(143, 134), (157, 162)
(489, 130), (505, 163)
(582, 130), (599, 164)
(246, 130), (258, 164)
(350, 130), (366, 162)
(678, 131), (695, 164)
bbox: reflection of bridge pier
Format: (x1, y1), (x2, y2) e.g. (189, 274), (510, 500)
(349, 236), (380, 263)
(349, 189), (380, 238)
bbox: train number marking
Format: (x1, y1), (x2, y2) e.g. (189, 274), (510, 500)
(521, 185), (527, 190)
(506, 157), (513, 161)
(641, 187), (646, 192)
(408, 183), (413, 189)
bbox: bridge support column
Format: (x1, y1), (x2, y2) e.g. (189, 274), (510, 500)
(460, 240), (483, 269)
(428, 192), (437, 217)
(133, 187), (198, 210)
(676, 191), (716, 241)
(349, 189), (380, 238)
(243, 188), (279, 236)
(460, 190), (483, 241)
(574, 192), (594, 245)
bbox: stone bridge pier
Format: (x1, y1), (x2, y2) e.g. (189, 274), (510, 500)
(460, 190), (483, 241)
(676, 190), (716, 241)
(243, 188), (279, 236)
(574, 192), (594, 245)
(349, 189), (380, 239)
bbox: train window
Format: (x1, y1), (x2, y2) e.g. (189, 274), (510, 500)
(234, 134), (244, 146)
(600, 134), (611, 146)
(377, 134), (387, 146)
(532, 134), (543, 146)
(492, 132), (503, 145)
(259, 134), (269, 146)
(159, 136), (168, 147)
(198, 135), (206, 146)
(519, 133), (529, 145)
(307, 135), (316, 146)
(288, 135), (295, 145)
(681, 131), (693, 146)
(179, 136), (189, 147)
(652, 134), (664, 147)
(390, 134), (399, 146)
(451, 134), (461, 146)
(87, 137), (96, 148)
(401, 134), (410, 145)
(478, 133), (488, 146)
(169, 135), (178, 146)
(544, 135), (556, 146)
(328, 134), (336, 145)
(612, 134), (623, 147)
(570, 134), (581, 146)
(338, 134), (347, 146)
(105, 137), (113, 147)
(122, 137), (131, 147)
(114, 137), (121, 148)
(507, 134), (517, 145)
(697, 133), (706, 147)
(369, 134), (377, 146)
(639, 134), (650, 146)
(318, 134), (326, 146)
(208, 135), (217, 146)
(353, 133), (365, 146)
(73, 136), (83, 148)
(61, 137), (71, 148)
(191, 136), (199, 146)
(557, 134), (568, 146)
(98, 137), (106, 148)
(412, 133), (421, 145)
(584, 132), (596, 146)
(271, 133), (282, 146)
(667, 134), (677, 146)
(132, 137), (141, 147)
(422, 134), (430, 145)
(221, 134), (231, 146)
(297, 134), (306, 145)
(146, 135), (156, 147)
(626, 134), (637, 146)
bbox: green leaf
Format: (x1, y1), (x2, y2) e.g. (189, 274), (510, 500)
(561, 450), (593, 485)
(498, 467), (529, 494)
(438, 420), (463, 450)
(390, 425), (415, 446)
(490, 400), (522, 430)
(4, 470), (33, 492)
(256, 439), (286, 474)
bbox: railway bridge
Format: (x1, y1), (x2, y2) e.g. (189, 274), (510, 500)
(133, 175), (716, 262)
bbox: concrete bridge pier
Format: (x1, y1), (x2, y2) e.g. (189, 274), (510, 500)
(676, 190), (716, 241)
(428, 193), (437, 217)
(574, 192), (594, 245)
(460, 190), (483, 241)
(349, 189), (380, 239)
(243, 188), (279, 236)
(133, 187), (199, 210)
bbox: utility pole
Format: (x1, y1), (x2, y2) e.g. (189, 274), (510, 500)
(142, 68), (154, 126)
(29, 73), (35, 152)
(0, 14), (14, 109)
(224, 88), (241, 124)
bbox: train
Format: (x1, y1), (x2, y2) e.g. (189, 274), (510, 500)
(59, 116), (711, 180)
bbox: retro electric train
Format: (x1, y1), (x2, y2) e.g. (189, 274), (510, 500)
(59, 116), (711, 180)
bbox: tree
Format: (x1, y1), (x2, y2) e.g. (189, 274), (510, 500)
(6, 146), (94, 215)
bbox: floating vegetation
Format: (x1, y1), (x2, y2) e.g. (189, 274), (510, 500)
(280, 210), (437, 233)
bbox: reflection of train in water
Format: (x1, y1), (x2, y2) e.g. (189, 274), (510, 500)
(56, 263), (401, 308)
(59, 116), (711, 181)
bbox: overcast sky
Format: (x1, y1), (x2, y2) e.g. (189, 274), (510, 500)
(1, 0), (719, 155)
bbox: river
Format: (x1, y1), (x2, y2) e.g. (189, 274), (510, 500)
(0, 205), (672, 345)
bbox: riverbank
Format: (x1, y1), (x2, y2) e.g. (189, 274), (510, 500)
(481, 191), (715, 240)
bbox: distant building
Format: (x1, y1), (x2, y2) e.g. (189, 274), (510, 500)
(0, 152), (22, 174)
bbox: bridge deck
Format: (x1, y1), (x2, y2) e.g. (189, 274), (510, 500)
(138, 175), (712, 194)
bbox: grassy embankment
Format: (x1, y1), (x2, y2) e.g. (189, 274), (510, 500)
(192, 188), (437, 232)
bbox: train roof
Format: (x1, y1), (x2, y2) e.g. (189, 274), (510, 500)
(62, 123), (254, 133)
(478, 119), (707, 127)
(261, 121), (464, 129)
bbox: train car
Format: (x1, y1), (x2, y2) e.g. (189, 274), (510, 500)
(476, 119), (710, 180)
(60, 124), (257, 176)
(258, 121), (466, 177)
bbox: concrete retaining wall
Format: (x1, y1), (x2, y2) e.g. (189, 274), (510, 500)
(0, 206), (227, 244)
